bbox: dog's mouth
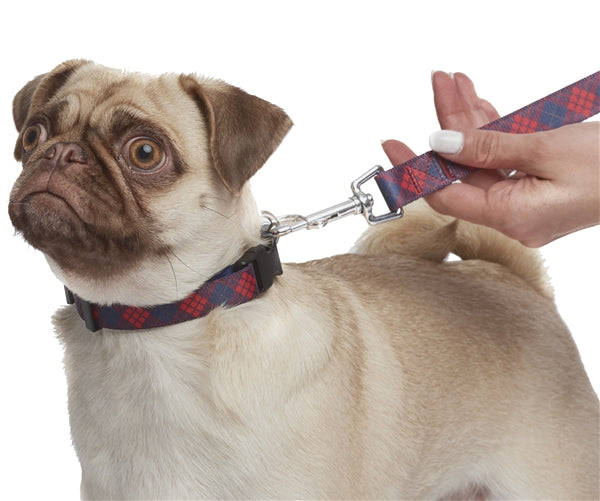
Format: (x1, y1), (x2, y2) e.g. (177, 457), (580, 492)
(11, 177), (97, 233)
(8, 169), (156, 278)
(23, 190), (82, 221)
(10, 183), (99, 255)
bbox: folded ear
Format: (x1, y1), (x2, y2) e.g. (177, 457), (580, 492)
(180, 75), (293, 192)
(13, 59), (91, 131)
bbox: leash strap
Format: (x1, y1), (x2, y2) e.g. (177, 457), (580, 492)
(375, 71), (600, 211)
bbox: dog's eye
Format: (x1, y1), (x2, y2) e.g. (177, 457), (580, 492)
(22, 124), (48, 153)
(126, 138), (165, 171)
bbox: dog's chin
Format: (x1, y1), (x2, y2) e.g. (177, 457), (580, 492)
(11, 192), (157, 280)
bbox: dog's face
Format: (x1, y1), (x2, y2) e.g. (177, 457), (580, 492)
(9, 60), (292, 300)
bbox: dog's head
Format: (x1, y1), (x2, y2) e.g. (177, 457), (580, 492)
(9, 60), (292, 304)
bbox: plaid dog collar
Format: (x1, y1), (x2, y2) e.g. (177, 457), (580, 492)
(65, 243), (282, 332)
(375, 71), (600, 211)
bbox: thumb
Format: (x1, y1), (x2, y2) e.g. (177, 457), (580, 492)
(429, 128), (537, 173)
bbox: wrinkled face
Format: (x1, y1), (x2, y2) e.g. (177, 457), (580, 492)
(10, 68), (202, 279)
(9, 61), (292, 283)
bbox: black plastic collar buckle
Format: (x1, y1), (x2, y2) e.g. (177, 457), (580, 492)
(65, 286), (100, 332)
(233, 242), (282, 293)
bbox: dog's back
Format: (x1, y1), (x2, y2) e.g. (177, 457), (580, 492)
(353, 199), (553, 298)
(315, 200), (598, 499)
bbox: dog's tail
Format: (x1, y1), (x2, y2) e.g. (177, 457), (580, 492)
(351, 199), (554, 300)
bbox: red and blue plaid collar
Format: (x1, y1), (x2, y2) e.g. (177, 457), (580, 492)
(65, 243), (282, 332)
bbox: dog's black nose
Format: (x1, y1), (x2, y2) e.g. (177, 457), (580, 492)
(44, 142), (88, 167)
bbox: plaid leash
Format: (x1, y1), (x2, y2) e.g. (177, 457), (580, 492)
(375, 71), (600, 211)
(66, 244), (282, 332)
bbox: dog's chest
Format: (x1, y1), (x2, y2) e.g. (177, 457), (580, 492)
(55, 303), (353, 499)
(58, 310), (266, 497)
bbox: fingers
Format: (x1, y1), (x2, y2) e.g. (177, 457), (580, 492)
(479, 98), (501, 123)
(460, 169), (508, 191)
(424, 178), (525, 240)
(432, 71), (464, 129)
(380, 138), (510, 228)
(432, 72), (500, 130)
(380, 139), (417, 166)
(425, 182), (494, 224)
(429, 128), (547, 178)
(425, 177), (560, 248)
(431, 71), (507, 182)
(384, 72), (599, 248)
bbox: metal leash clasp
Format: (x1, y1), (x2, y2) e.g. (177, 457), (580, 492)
(260, 165), (404, 239)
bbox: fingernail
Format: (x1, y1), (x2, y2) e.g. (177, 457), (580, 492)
(429, 130), (464, 154)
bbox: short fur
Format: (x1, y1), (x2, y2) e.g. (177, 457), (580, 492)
(9, 61), (599, 500)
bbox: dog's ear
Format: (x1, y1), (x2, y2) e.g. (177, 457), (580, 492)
(180, 75), (293, 192)
(13, 59), (91, 133)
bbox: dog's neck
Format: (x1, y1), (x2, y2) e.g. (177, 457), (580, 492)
(65, 240), (281, 331)
(49, 188), (263, 307)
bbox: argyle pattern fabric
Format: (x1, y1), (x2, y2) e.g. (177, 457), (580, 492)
(71, 264), (259, 331)
(376, 71), (600, 211)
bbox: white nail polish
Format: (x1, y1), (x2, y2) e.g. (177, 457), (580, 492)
(429, 130), (464, 154)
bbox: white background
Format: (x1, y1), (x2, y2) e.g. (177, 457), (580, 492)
(1, 1), (598, 498)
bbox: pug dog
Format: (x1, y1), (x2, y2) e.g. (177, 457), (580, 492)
(9, 60), (599, 500)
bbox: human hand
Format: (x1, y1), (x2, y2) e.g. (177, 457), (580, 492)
(382, 72), (600, 247)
